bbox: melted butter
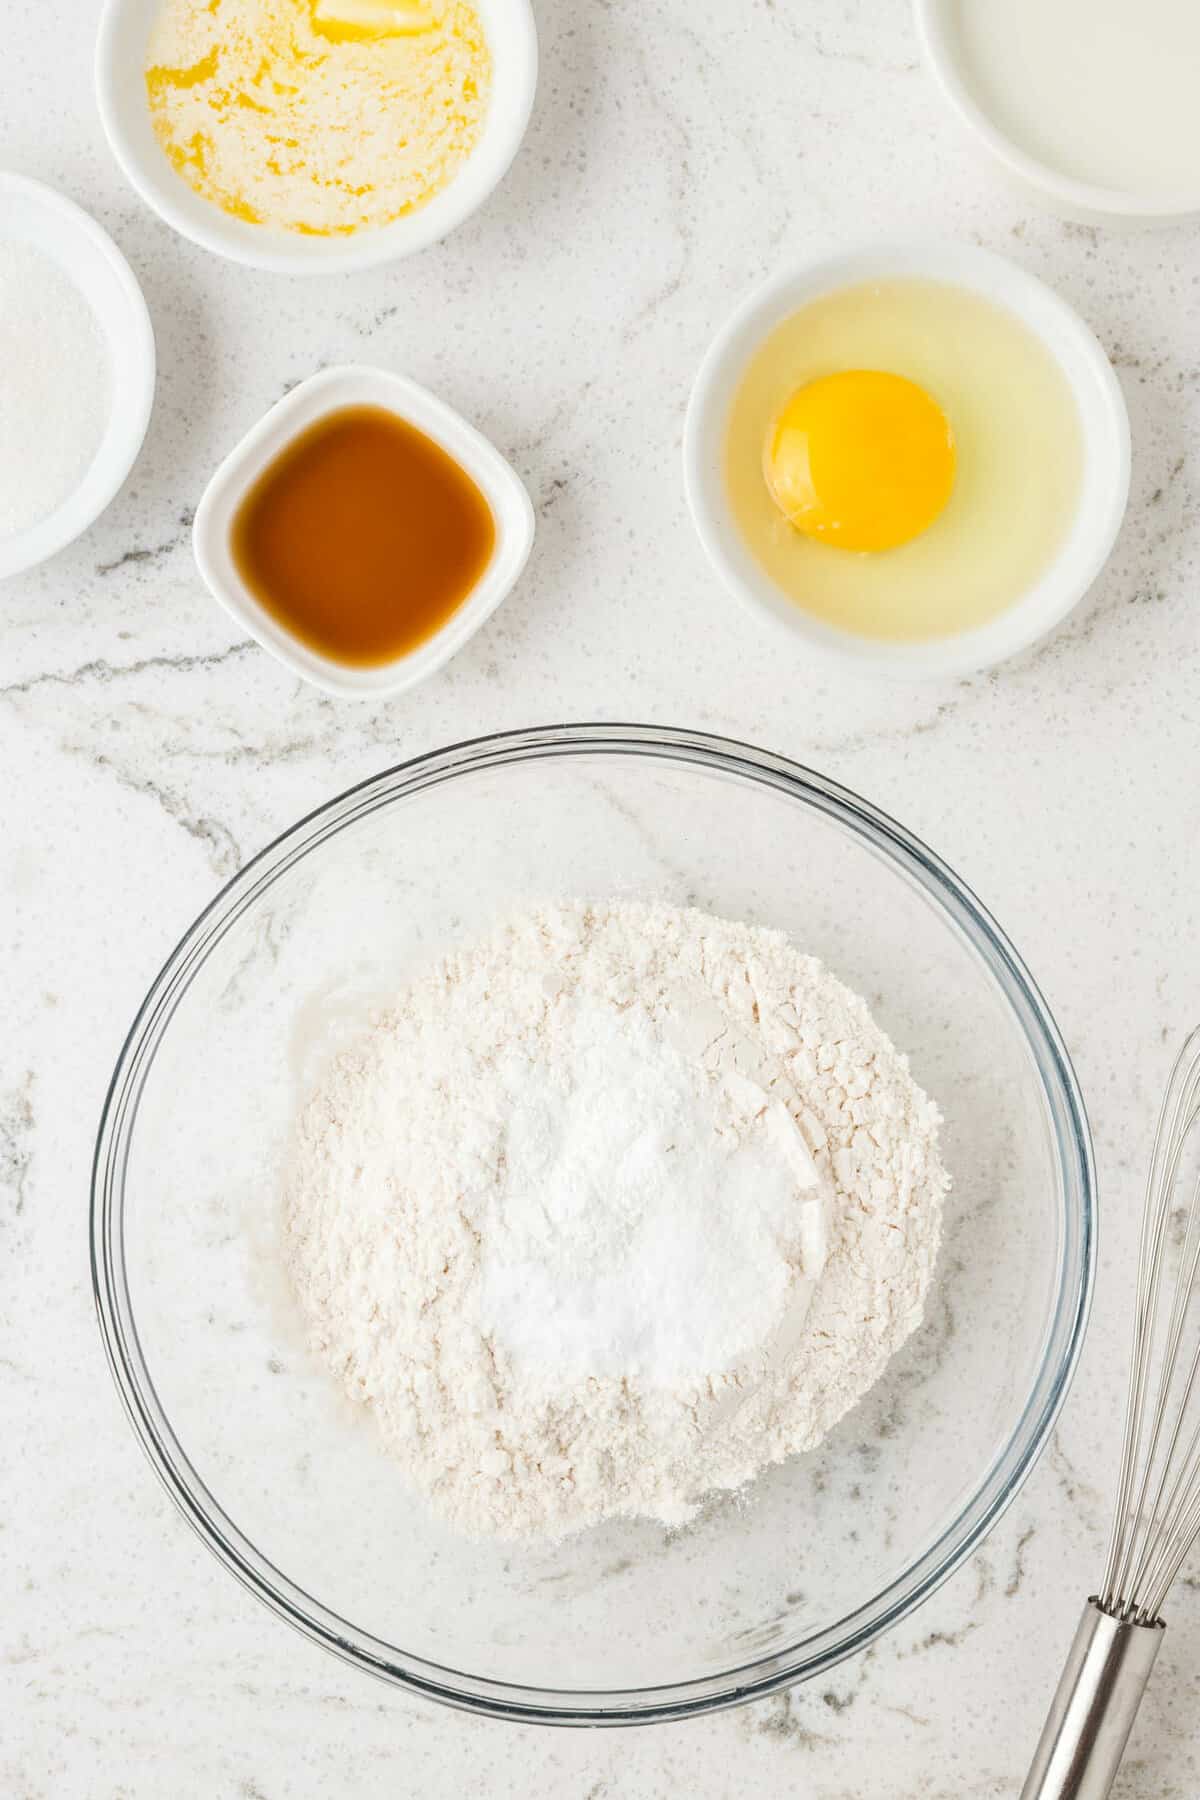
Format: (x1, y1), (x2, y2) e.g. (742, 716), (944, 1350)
(145, 46), (221, 96)
(309, 0), (435, 40)
(144, 0), (490, 235)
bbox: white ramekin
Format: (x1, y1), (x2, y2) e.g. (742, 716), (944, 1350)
(95, 0), (537, 275)
(192, 364), (535, 697)
(914, 0), (1200, 228)
(683, 241), (1131, 681)
(0, 172), (155, 580)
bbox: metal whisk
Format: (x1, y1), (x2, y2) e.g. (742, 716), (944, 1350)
(1023, 1029), (1200, 1799)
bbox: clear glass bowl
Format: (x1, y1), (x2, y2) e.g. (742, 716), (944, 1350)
(92, 725), (1094, 1724)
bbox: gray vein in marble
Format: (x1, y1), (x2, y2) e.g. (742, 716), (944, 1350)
(806, 29), (919, 75)
(509, 374), (598, 461)
(539, 474), (570, 514)
(881, 1701), (932, 1729)
(762, 2), (919, 77)
(1111, 347), (1200, 393)
(665, 17), (791, 269)
(1148, 455), (1187, 508)
(579, 775), (706, 905)
(229, 1674), (389, 1714)
(0, 641), (255, 700)
(1048, 1434), (1106, 1525)
(191, 716), (336, 768)
(347, 301), (401, 341)
(0, 1073), (35, 1219)
(96, 510), (194, 577)
(751, 1689), (839, 1749)
(740, 1645), (886, 1750)
(619, 45), (692, 341)
(903, 1558), (993, 1658)
(98, 757), (243, 879)
(801, 692), (971, 758)
(1005, 1524), (1037, 1598)
(817, 1644), (879, 1716)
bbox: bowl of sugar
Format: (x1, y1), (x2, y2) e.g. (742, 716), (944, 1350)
(0, 172), (155, 580)
(915, 0), (1200, 225)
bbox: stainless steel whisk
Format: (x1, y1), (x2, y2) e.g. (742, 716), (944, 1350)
(1023, 1028), (1200, 1799)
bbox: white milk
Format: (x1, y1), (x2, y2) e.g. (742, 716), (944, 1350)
(952, 0), (1200, 197)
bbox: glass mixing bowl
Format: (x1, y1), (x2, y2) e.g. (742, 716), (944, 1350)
(92, 725), (1094, 1723)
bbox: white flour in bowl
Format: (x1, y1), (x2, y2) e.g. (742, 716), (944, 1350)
(283, 900), (949, 1540)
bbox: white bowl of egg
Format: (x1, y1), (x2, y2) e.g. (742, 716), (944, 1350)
(684, 242), (1131, 679)
(95, 0), (537, 274)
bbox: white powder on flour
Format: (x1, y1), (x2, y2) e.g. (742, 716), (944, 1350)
(284, 900), (949, 1540)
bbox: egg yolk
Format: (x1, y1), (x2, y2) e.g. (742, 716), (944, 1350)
(763, 370), (956, 553)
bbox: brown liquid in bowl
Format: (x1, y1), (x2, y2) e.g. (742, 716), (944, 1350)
(231, 405), (496, 668)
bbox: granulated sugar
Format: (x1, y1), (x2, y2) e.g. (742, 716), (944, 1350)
(0, 242), (110, 539)
(284, 900), (949, 1540)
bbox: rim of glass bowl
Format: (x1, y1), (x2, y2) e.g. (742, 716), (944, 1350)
(91, 723), (1095, 1726)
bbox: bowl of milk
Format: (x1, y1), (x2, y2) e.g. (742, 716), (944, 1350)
(915, 0), (1200, 225)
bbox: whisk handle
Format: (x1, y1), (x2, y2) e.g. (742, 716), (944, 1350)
(1020, 1599), (1165, 1800)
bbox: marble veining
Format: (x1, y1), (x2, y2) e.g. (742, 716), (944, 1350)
(4, 0), (1200, 1794)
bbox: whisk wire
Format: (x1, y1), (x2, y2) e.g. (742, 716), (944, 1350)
(1121, 1160), (1200, 1610)
(1099, 1028), (1200, 1620)
(1023, 1030), (1200, 1800)
(1144, 1416), (1200, 1619)
(1099, 1041), (1184, 1607)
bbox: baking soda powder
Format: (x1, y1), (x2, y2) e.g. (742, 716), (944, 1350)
(284, 900), (949, 1540)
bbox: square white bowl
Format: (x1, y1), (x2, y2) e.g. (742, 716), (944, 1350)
(192, 364), (534, 698)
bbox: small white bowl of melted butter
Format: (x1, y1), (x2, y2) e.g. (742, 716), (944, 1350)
(96, 0), (537, 274)
(684, 242), (1130, 679)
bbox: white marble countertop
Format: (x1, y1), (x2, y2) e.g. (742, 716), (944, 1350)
(4, 1), (1200, 1794)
